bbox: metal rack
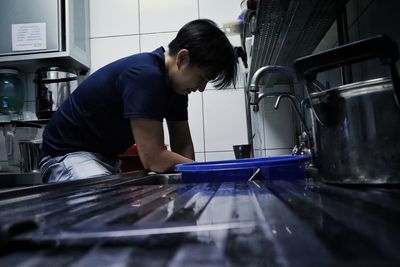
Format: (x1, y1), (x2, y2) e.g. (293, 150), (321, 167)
(248, 0), (348, 87)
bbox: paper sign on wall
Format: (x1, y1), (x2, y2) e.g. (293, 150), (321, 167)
(11, 23), (47, 51)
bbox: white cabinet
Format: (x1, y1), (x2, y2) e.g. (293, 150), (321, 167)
(0, 0), (90, 74)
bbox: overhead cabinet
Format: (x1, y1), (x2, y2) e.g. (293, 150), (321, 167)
(0, 0), (90, 73)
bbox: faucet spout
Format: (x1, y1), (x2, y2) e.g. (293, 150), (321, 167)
(249, 65), (296, 92)
(251, 92), (288, 112)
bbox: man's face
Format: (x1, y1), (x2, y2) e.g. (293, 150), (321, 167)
(167, 49), (211, 95)
(171, 64), (210, 95)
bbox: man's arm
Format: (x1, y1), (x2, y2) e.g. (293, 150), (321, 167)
(167, 120), (195, 160)
(130, 118), (194, 173)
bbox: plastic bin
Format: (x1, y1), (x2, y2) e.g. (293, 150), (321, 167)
(175, 155), (309, 183)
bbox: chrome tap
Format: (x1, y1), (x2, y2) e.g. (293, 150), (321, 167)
(249, 65), (296, 92)
(248, 65), (297, 109)
(251, 92), (286, 112)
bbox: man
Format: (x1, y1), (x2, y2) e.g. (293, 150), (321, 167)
(40, 19), (237, 182)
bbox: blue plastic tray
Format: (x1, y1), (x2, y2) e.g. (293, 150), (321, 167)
(175, 155), (309, 183)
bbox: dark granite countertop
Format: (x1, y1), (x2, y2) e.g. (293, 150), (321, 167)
(0, 171), (399, 266)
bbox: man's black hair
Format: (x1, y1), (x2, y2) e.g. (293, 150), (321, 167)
(168, 19), (237, 89)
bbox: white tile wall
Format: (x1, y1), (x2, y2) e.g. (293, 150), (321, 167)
(90, 35), (140, 73)
(139, 0), (199, 34)
(89, 0), (140, 38)
(203, 88), (248, 152)
(199, 0), (243, 26)
(140, 32), (177, 52)
(205, 151), (235, 161)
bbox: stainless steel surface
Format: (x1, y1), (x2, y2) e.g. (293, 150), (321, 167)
(0, 172), (399, 266)
(310, 77), (400, 184)
(0, 172), (42, 188)
(19, 139), (42, 173)
(0, 0), (61, 56)
(249, 0), (348, 87)
(0, 0), (90, 73)
(35, 67), (77, 119)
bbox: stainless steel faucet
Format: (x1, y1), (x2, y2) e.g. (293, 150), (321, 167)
(248, 65), (319, 158)
(248, 65), (297, 109)
(251, 92), (286, 112)
(249, 65), (296, 92)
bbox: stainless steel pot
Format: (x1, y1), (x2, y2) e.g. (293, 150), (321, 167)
(294, 35), (400, 184)
(34, 67), (78, 119)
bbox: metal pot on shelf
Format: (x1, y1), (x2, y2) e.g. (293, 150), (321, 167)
(294, 35), (400, 184)
(34, 67), (78, 119)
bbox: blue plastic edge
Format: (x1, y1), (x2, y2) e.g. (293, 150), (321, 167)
(175, 155), (309, 172)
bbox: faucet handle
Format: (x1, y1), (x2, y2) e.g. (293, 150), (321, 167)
(248, 91), (259, 106)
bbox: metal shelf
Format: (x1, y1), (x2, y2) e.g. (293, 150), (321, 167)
(249, 0), (348, 87)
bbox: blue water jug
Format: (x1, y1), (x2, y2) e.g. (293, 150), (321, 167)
(0, 69), (25, 118)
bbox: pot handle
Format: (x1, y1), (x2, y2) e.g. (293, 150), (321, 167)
(294, 35), (400, 107)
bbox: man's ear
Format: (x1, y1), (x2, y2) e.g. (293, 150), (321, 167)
(176, 49), (189, 69)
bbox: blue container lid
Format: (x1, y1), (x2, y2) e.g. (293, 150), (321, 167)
(175, 155), (309, 172)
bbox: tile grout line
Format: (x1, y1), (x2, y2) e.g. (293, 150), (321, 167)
(138, 0), (142, 52)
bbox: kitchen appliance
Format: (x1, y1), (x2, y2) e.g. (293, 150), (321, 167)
(0, 69), (24, 121)
(294, 35), (400, 184)
(0, 0), (60, 56)
(0, 0), (90, 72)
(34, 67), (77, 119)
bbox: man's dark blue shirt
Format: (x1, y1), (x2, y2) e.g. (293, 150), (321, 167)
(42, 47), (188, 158)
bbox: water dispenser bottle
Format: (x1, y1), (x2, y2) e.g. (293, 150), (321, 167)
(0, 69), (25, 121)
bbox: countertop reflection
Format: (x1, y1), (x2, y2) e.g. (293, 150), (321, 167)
(0, 171), (399, 266)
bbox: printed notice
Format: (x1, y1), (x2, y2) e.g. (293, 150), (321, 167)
(11, 23), (47, 51)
